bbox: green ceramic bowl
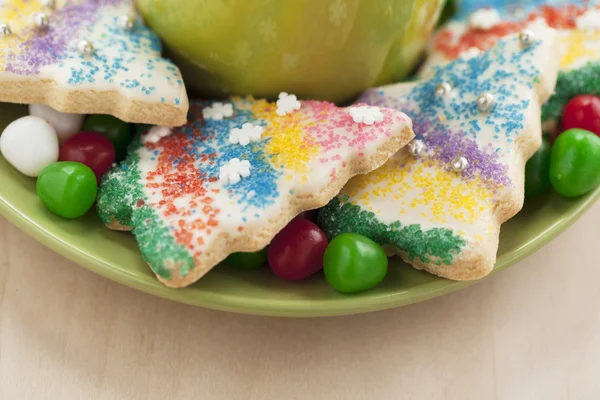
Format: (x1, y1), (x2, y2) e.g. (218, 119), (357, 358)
(135, 0), (446, 102)
(1, 104), (599, 317)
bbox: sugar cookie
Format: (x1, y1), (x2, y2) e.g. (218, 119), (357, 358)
(317, 25), (559, 280)
(0, 0), (188, 126)
(421, 0), (600, 132)
(97, 96), (414, 287)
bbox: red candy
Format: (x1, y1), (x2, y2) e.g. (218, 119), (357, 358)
(561, 95), (600, 138)
(59, 131), (116, 183)
(268, 217), (329, 281)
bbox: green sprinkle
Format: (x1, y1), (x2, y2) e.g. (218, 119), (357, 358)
(542, 61), (600, 125)
(97, 137), (195, 281)
(317, 197), (466, 266)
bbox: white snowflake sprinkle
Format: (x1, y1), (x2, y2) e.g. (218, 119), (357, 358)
(246, 190), (256, 200)
(348, 106), (384, 125)
(276, 92), (301, 116)
(277, 92), (302, 117)
(202, 102), (234, 120)
(468, 8), (501, 30)
(229, 123), (264, 146)
(219, 158), (251, 185)
(142, 126), (172, 144)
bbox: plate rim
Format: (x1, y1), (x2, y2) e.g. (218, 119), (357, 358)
(1, 183), (599, 317)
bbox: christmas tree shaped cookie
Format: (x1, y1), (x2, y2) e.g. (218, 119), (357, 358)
(317, 24), (559, 280)
(0, 0), (188, 126)
(421, 0), (600, 132)
(97, 96), (414, 288)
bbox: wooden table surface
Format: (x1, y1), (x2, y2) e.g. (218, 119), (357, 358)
(1, 202), (599, 400)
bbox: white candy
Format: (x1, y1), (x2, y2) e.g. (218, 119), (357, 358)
(28, 104), (84, 142)
(0, 116), (59, 177)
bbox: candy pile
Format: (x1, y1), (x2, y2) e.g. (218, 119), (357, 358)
(1, 90), (598, 293)
(1, 106), (132, 218)
(525, 95), (600, 198)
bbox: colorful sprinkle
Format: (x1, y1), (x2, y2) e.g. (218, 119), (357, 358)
(0, 0), (187, 121)
(319, 26), (558, 278)
(425, 0), (600, 132)
(97, 97), (413, 286)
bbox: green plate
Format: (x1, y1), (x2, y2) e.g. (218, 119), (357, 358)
(1, 104), (599, 317)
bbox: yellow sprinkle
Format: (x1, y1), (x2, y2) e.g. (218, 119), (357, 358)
(0, 1), (48, 71)
(343, 154), (494, 225)
(246, 99), (320, 174)
(559, 30), (600, 69)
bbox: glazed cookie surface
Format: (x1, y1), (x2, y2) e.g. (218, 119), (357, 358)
(0, 0), (188, 126)
(97, 96), (414, 288)
(317, 24), (560, 280)
(421, 0), (600, 132)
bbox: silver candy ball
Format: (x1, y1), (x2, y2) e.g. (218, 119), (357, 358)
(118, 15), (135, 31)
(451, 156), (469, 172)
(77, 40), (95, 56)
(408, 139), (425, 156)
(518, 29), (535, 47)
(435, 82), (452, 96)
(477, 92), (495, 112)
(33, 13), (50, 28)
(0, 23), (12, 36)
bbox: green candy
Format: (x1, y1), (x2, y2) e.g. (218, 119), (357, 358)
(37, 162), (98, 219)
(525, 137), (552, 198)
(224, 248), (268, 270)
(323, 233), (388, 293)
(83, 115), (132, 161)
(550, 129), (600, 197)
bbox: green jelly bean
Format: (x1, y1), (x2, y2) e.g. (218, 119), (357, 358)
(37, 161), (98, 219)
(83, 115), (132, 161)
(550, 129), (600, 197)
(323, 233), (388, 293)
(525, 137), (552, 198)
(224, 248), (268, 270)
